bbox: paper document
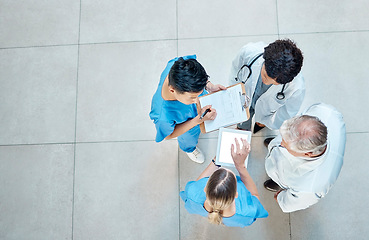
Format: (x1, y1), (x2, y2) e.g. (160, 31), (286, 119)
(199, 83), (249, 132)
(215, 128), (252, 168)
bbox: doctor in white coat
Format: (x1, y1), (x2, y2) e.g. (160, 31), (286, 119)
(229, 39), (305, 132)
(264, 103), (346, 212)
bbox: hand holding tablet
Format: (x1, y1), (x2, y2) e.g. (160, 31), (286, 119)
(231, 138), (251, 168)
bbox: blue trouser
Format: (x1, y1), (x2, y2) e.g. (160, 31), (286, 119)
(178, 125), (200, 153)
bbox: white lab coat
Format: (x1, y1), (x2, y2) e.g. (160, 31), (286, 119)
(229, 42), (305, 130)
(265, 103), (346, 212)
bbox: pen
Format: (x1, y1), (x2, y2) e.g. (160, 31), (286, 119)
(200, 108), (211, 120)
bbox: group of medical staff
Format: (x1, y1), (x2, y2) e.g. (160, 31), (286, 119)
(150, 39), (346, 227)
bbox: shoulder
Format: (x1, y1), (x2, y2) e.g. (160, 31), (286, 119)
(283, 73), (305, 93)
(304, 103), (345, 130)
(305, 103), (343, 118)
(183, 178), (208, 203)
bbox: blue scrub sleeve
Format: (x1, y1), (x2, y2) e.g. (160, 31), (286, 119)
(154, 120), (176, 142)
(180, 178), (208, 202)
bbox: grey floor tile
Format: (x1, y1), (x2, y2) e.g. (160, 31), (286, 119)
(0, 144), (74, 240)
(0, 46), (78, 145)
(73, 140), (179, 240)
(290, 133), (368, 240)
(0, 1), (79, 48)
(281, 32), (369, 133)
(178, 0), (278, 39)
(79, 0), (176, 43)
(278, 0), (369, 34)
(76, 40), (176, 142)
(179, 137), (290, 240)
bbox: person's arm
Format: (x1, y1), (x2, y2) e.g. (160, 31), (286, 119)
(231, 138), (260, 199)
(196, 159), (220, 181)
(165, 105), (216, 140)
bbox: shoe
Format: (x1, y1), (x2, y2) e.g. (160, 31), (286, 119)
(264, 179), (282, 192)
(253, 123), (265, 133)
(186, 147), (205, 164)
(237, 121), (251, 131)
(264, 137), (274, 148)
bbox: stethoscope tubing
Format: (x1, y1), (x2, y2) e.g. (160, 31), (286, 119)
(235, 53), (286, 100)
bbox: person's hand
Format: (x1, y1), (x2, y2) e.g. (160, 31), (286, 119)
(206, 82), (226, 94)
(198, 105), (217, 122)
(274, 189), (283, 202)
(230, 138), (250, 168)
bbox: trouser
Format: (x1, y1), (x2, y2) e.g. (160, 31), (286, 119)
(237, 107), (255, 130)
(178, 125), (200, 153)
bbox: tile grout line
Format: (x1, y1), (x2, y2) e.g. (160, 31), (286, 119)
(0, 138), (180, 147)
(2, 29), (369, 50)
(71, 1), (83, 239)
(0, 130), (366, 148)
(0, 131), (366, 147)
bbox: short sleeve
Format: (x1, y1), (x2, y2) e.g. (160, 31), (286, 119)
(154, 120), (176, 142)
(180, 178), (208, 203)
(180, 178), (208, 216)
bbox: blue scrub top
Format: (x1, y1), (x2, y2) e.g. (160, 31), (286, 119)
(180, 176), (268, 227)
(149, 55), (207, 142)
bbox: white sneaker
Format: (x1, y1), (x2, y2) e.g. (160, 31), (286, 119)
(186, 147), (205, 164)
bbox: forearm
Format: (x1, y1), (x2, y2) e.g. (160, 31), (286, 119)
(196, 160), (219, 181)
(235, 165), (259, 199)
(165, 116), (202, 140)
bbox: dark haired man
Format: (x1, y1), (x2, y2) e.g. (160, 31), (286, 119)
(229, 39), (305, 133)
(150, 55), (225, 163)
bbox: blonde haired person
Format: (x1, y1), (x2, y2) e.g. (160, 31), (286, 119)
(180, 139), (268, 227)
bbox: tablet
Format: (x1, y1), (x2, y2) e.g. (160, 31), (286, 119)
(215, 127), (252, 167)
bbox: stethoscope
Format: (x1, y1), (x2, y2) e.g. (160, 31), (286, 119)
(235, 53), (286, 100)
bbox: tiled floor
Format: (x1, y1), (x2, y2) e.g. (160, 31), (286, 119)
(0, 1), (368, 239)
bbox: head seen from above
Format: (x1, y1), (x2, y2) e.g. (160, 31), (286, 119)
(168, 58), (209, 104)
(205, 168), (237, 225)
(263, 39), (304, 85)
(280, 115), (328, 158)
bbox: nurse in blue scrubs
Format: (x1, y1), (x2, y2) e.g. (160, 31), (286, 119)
(180, 138), (268, 227)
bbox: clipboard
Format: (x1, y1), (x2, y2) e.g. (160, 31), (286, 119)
(196, 83), (250, 133)
(215, 127), (252, 168)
